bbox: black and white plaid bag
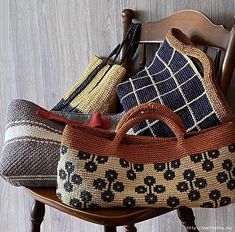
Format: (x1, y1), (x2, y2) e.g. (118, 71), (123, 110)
(116, 28), (232, 136)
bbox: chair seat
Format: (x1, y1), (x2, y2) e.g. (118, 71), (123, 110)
(24, 187), (173, 226)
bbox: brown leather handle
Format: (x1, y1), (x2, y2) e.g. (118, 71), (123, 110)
(114, 103), (186, 150)
(116, 102), (185, 132)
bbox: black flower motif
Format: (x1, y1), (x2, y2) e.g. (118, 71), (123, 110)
(101, 190), (115, 202)
(70, 198), (82, 209)
(177, 181), (189, 192)
(78, 151), (91, 160)
(93, 178), (107, 190)
(171, 159), (181, 169)
(232, 167), (235, 177)
(154, 163), (166, 171)
(145, 193), (157, 204)
(202, 160), (214, 172)
(60, 145), (68, 155)
(209, 190), (221, 201)
(154, 185), (166, 193)
(134, 164), (144, 172)
(71, 174), (82, 185)
(113, 181), (125, 192)
(135, 185), (147, 194)
(167, 196), (180, 208)
(96, 156), (108, 164)
(123, 196), (136, 208)
(208, 150), (220, 159)
(65, 161), (74, 174)
(201, 202), (213, 208)
(183, 169), (196, 181)
(89, 203), (101, 209)
(216, 172), (228, 183)
(164, 170), (175, 180)
(59, 169), (67, 180)
(228, 143), (235, 153)
(190, 153), (203, 163)
(227, 179), (235, 190)
(222, 159), (233, 171)
(80, 190), (92, 202)
(188, 190), (200, 201)
(144, 176), (156, 186)
(105, 170), (118, 181)
(220, 196), (231, 207)
(64, 181), (73, 192)
(119, 159), (129, 168)
(126, 170), (136, 181)
(85, 161), (97, 173)
(194, 178), (207, 189)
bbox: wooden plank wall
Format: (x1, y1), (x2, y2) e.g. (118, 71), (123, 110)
(0, 0), (234, 231)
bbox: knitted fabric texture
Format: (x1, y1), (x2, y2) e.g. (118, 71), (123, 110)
(57, 143), (235, 209)
(116, 28), (232, 136)
(0, 99), (124, 187)
(53, 55), (126, 113)
(56, 103), (235, 209)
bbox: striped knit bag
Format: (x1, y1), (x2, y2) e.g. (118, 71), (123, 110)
(0, 99), (123, 187)
(56, 102), (235, 209)
(116, 28), (232, 136)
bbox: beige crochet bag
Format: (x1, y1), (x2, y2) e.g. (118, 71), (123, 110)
(56, 102), (235, 209)
(52, 23), (140, 113)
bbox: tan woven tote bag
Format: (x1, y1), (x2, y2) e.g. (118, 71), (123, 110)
(52, 23), (140, 113)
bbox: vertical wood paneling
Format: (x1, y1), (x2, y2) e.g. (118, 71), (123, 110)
(0, 1), (235, 231)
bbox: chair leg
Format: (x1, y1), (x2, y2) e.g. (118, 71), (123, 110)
(125, 225), (137, 232)
(177, 207), (199, 232)
(104, 226), (117, 232)
(30, 200), (45, 232)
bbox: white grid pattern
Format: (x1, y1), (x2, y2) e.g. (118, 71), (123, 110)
(145, 67), (164, 105)
(120, 61), (192, 102)
(120, 45), (216, 136)
(156, 51), (200, 130)
(129, 78), (157, 136)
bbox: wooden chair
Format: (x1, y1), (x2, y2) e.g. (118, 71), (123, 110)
(24, 9), (235, 232)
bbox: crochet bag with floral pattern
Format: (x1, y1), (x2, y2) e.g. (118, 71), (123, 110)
(116, 28), (232, 136)
(54, 102), (235, 209)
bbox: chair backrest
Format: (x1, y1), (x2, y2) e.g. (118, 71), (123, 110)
(121, 9), (235, 95)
